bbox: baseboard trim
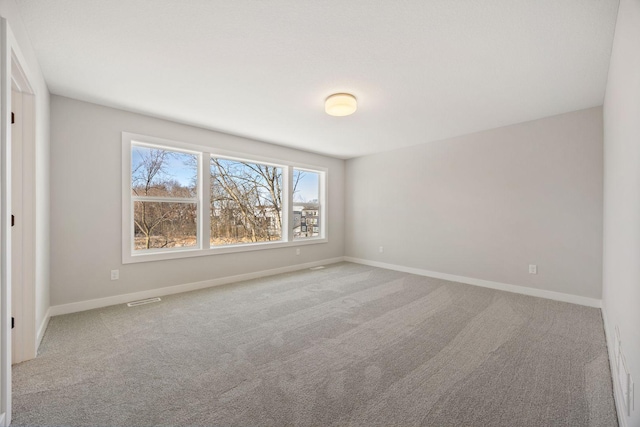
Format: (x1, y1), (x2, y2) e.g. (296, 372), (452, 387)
(36, 307), (51, 351)
(601, 305), (628, 427)
(49, 257), (345, 317)
(344, 257), (602, 308)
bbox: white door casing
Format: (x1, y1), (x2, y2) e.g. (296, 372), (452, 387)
(0, 16), (13, 427)
(0, 16), (38, 426)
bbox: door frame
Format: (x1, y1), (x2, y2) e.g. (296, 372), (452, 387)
(0, 17), (12, 427)
(1, 17), (38, 426)
(11, 49), (35, 365)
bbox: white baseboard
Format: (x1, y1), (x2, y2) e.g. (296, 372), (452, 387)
(601, 305), (628, 427)
(36, 307), (51, 351)
(48, 255), (601, 319)
(0, 412), (5, 427)
(49, 257), (345, 317)
(344, 257), (602, 308)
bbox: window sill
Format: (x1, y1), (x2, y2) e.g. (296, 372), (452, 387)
(122, 238), (328, 264)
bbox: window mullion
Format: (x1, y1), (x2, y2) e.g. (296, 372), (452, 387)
(201, 152), (211, 249)
(287, 166), (294, 242)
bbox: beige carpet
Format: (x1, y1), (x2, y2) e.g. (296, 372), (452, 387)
(12, 262), (617, 426)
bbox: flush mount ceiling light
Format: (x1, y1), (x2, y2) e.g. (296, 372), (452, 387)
(325, 93), (357, 116)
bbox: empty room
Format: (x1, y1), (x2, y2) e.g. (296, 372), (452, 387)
(0, 0), (638, 426)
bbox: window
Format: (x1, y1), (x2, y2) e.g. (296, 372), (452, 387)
(293, 169), (321, 239)
(210, 158), (283, 246)
(131, 145), (199, 251)
(122, 133), (327, 263)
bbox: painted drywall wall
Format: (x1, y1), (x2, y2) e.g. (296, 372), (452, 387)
(345, 107), (603, 299)
(0, 0), (50, 348)
(49, 95), (344, 306)
(602, 0), (640, 424)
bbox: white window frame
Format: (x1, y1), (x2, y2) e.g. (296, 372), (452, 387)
(129, 141), (202, 254)
(292, 167), (325, 240)
(122, 132), (328, 264)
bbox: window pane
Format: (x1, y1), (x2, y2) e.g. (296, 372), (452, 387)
(132, 145), (197, 197)
(210, 158), (283, 245)
(293, 169), (321, 238)
(134, 201), (197, 250)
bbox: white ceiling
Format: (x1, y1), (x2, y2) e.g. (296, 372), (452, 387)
(16, 0), (619, 159)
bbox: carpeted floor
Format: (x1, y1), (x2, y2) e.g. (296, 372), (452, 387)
(11, 262), (617, 426)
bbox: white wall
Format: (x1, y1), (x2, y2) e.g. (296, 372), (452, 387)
(50, 95), (344, 306)
(0, 0), (50, 347)
(345, 107), (603, 300)
(602, 0), (640, 425)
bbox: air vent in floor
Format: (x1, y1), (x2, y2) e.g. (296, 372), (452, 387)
(127, 297), (161, 307)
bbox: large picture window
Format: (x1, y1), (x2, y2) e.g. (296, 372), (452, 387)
(210, 158), (283, 246)
(122, 133), (327, 263)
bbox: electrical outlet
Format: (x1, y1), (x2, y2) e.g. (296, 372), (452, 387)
(528, 264), (537, 274)
(379, 246), (384, 253)
(296, 248), (300, 256)
(110, 270), (119, 281)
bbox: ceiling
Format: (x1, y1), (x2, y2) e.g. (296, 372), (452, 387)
(16, 0), (619, 159)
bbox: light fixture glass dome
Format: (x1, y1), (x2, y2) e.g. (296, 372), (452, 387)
(325, 93), (357, 116)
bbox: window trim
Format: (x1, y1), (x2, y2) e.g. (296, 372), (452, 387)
(209, 155), (289, 246)
(122, 132), (328, 264)
(292, 166), (325, 240)
(129, 141), (202, 254)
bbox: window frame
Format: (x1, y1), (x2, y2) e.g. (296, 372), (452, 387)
(292, 167), (324, 240)
(130, 141), (202, 254)
(208, 154), (288, 248)
(122, 132), (328, 264)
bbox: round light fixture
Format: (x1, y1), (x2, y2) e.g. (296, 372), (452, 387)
(325, 93), (357, 116)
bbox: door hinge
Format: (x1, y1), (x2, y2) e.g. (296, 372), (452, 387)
(11, 112), (14, 124)
(11, 214), (14, 227)
(11, 317), (14, 329)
